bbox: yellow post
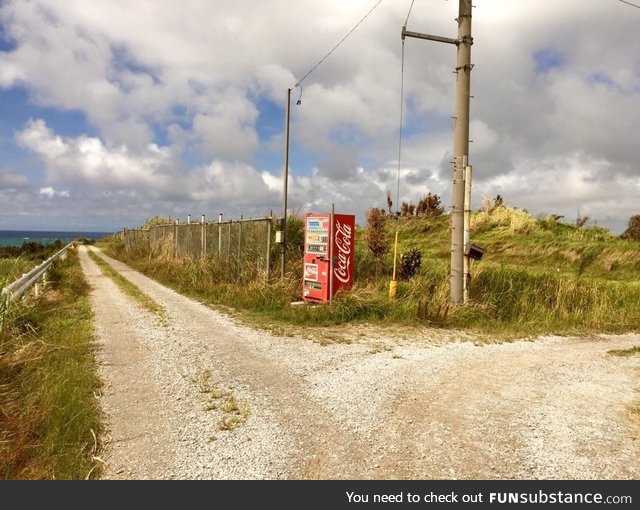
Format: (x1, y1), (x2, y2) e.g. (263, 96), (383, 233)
(389, 230), (399, 299)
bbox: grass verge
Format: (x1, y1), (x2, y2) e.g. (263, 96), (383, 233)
(0, 247), (103, 479)
(87, 249), (166, 321)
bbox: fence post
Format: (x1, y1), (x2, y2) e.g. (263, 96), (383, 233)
(227, 220), (232, 277)
(218, 213), (223, 256)
(201, 214), (206, 259)
(174, 219), (179, 259)
(186, 215), (192, 256)
(238, 215), (243, 265)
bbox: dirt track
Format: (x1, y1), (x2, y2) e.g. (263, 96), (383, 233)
(78, 246), (640, 479)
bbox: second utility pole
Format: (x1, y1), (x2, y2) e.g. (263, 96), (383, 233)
(402, 0), (473, 304)
(280, 87), (291, 279)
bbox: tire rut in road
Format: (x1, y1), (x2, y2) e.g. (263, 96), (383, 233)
(79, 246), (178, 479)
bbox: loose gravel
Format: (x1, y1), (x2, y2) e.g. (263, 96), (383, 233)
(78, 246), (640, 480)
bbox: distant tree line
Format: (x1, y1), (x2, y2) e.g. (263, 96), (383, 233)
(0, 241), (64, 261)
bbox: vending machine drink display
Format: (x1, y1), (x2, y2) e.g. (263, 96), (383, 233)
(303, 212), (356, 303)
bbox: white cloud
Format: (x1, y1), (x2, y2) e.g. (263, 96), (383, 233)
(0, 167), (29, 189)
(39, 186), (69, 198)
(0, 56), (23, 87)
(0, 0), (638, 233)
(15, 118), (282, 219)
(16, 119), (179, 192)
(191, 89), (259, 160)
(476, 153), (640, 230)
(188, 160), (279, 211)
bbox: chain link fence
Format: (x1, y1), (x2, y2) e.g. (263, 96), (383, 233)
(119, 215), (274, 283)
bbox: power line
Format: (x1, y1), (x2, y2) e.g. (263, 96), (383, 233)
(396, 0), (416, 212)
(396, 40), (406, 213)
(404, 0), (416, 26)
(619, 0), (640, 8)
(295, 0), (385, 86)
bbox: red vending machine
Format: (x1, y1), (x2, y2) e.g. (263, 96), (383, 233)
(303, 212), (356, 303)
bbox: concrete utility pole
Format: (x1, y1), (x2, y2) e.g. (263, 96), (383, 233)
(280, 87), (292, 279)
(402, 0), (473, 304)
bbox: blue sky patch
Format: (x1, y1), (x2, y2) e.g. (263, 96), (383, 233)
(0, 30), (17, 52)
(255, 97), (284, 141)
(586, 72), (617, 89)
(0, 87), (97, 139)
(533, 48), (566, 74)
(109, 44), (162, 88)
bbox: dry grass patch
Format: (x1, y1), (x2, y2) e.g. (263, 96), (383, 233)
(193, 368), (250, 431)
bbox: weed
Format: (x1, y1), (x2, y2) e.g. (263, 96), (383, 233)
(368, 342), (391, 354)
(197, 369), (214, 393)
(218, 415), (244, 431)
(608, 346), (640, 357)
(194, 369), (249, 431)
(220, 395), (240, 414)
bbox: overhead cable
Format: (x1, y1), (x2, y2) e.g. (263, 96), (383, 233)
(295, 0), (385, 87)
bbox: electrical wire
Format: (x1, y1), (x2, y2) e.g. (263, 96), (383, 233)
(396, 40), (406, 213)
(619, 0), (640, 8)
(404, 0), (415, 26)
(396, 0), (415, 213)
(295, 0), (385, 86)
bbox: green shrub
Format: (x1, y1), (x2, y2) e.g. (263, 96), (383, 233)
(398, 248), (422, 280)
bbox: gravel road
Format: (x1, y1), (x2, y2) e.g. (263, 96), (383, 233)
(78, 246), (640, 480)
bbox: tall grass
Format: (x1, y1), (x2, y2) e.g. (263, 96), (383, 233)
(464, 264), (640, 333)
(0, 248), (103, 479)
(0, 257), (37, 283)
(102, 206), (640, 337)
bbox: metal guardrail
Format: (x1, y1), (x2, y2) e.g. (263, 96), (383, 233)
(1, 241), (75, 308)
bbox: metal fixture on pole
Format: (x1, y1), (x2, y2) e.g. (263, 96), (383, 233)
(401, 0), (473, 304)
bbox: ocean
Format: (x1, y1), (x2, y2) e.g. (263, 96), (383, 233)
(0, 230), (113, 248)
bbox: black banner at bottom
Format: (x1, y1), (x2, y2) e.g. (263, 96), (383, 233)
(6, 479), (639, 509)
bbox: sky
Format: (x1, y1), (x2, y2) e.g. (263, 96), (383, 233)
(0, 0), (639, 233)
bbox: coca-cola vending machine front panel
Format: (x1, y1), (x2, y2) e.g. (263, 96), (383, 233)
(303, 212), (355, 303)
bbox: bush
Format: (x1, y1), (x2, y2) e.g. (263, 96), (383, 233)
(622, 214), (640, 241)
(398, 248), (422, 280)
(416, 192), (444, 218)
(364, 208), (388, 260)
(399, 193), (444, 218)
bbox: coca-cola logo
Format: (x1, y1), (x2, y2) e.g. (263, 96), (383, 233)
(334, 220), (353, 284)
